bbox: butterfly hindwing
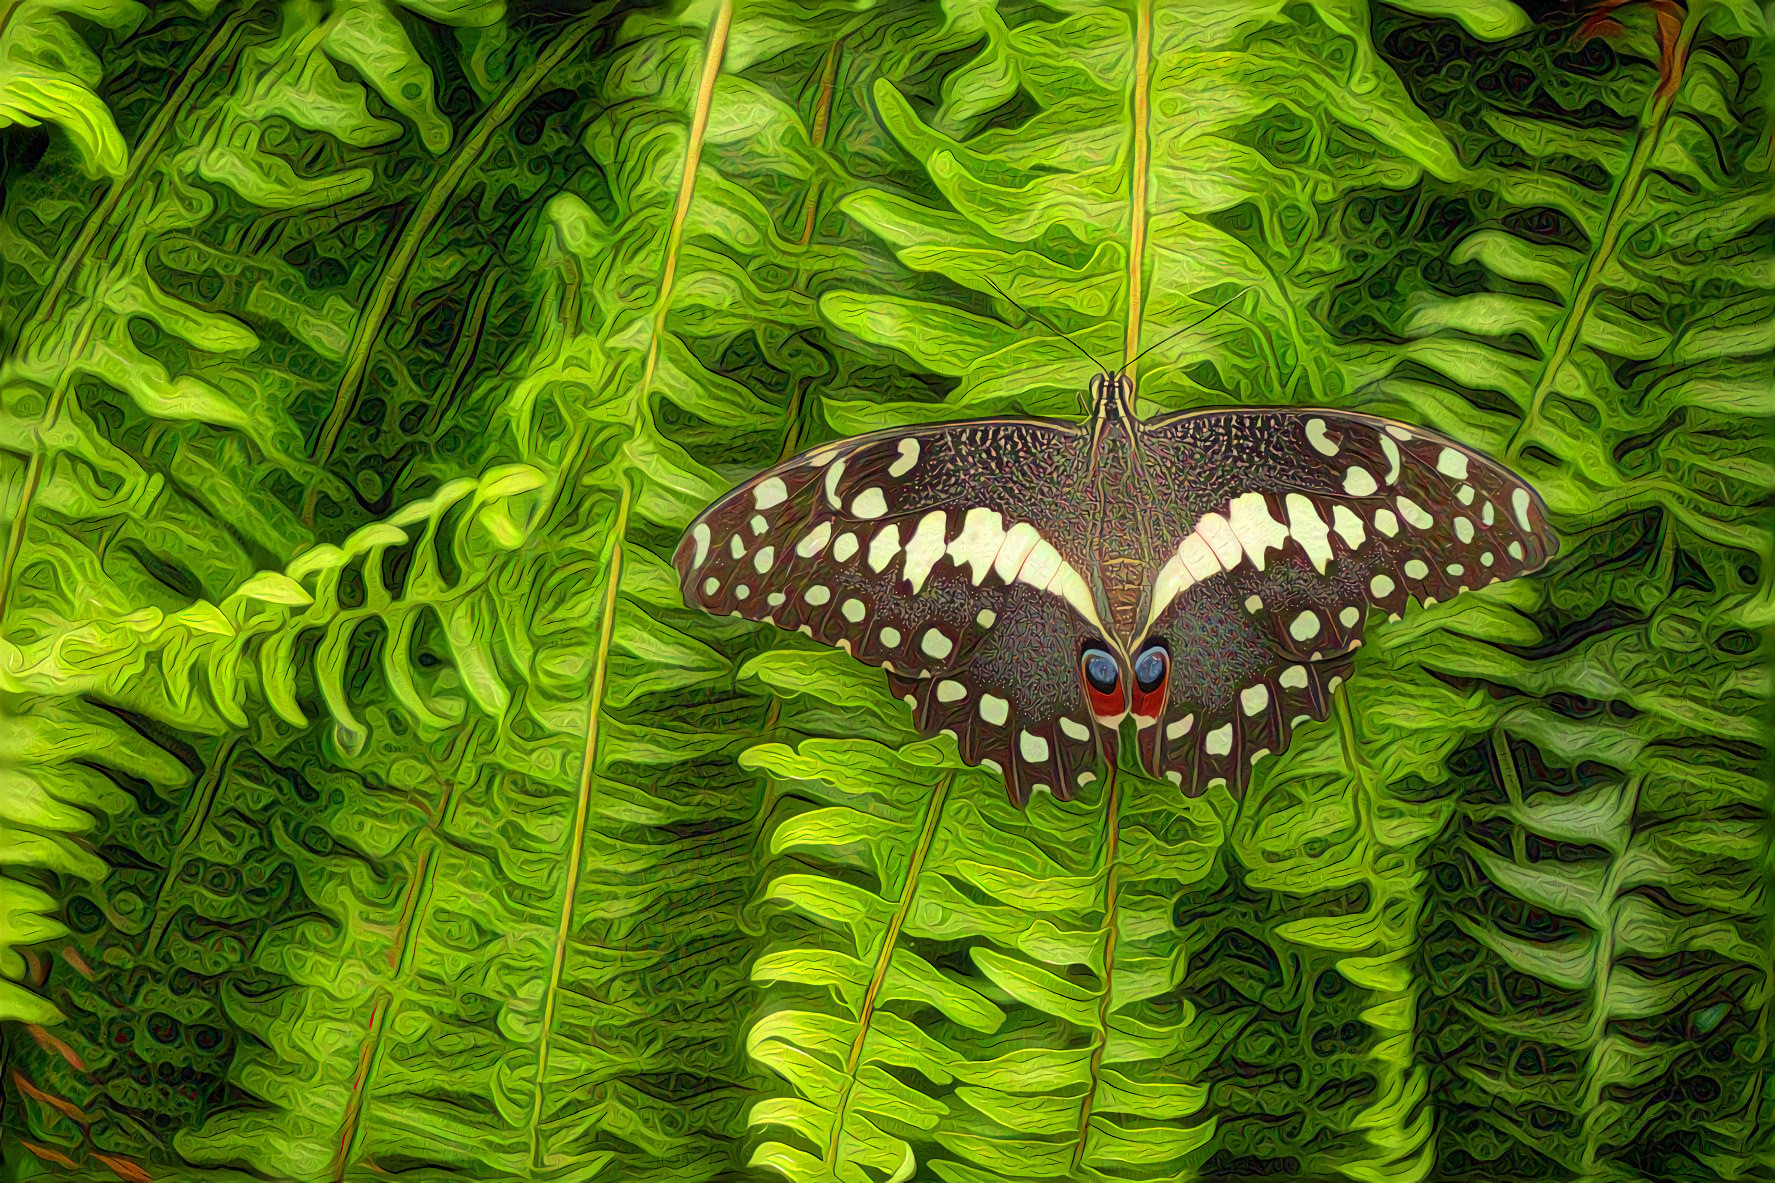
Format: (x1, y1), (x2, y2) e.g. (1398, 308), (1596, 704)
(892, 588), (1110, 806)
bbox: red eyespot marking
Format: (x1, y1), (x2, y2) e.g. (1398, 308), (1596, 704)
(1130, 645), (1168, 723)
(1087, 684), (1123, 719)
(1079, 648), (1125, 721)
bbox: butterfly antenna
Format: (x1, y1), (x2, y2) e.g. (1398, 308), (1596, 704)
(1115, 288), (1251, 378)
(984, 278), (1110, 374)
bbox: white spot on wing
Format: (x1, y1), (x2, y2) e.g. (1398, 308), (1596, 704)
(1228, 492), (1289, 571)
(981, 758), (1003, 773)
(1019, 731), (1050, 763)
(1455, 516), (1474, 544)
(796, 521), (831, 559)
(1165, 770), (1183, 786)
(1482, 501), (1495, 527)
(1380, 435), (1400, 483)
(842, 598), (866, 623)
(937, 679), (966, 702)
(992, 522), (1042, 582)
(880, 626), (901, 647)
(1286, 493), (1333, 573)
(1240, 684), (1269, 715)
(1307, 418), (1338, 456)
(729, 535), (745, 559)
(1016, 540), (1063, 591)
(948, 507), (1005, 584)
(1340, 605), (1359, 627)
(1059, 716), (1089, 741)
(753, 546), (775, 574)
(1344, 466), (1378, 497)
(1508, 540), (1523, 560)
(1404, 559), (1428, 580)
(852, 487), (888, 519)
(1244, 594), (1263, 613)
(1198, 512), (1244, 569)
(1512, 488), (1532, 530)
(920, 628), (953, 659)
(1166, 713), (1194, 740)
(868, 524), (900, 572)
(1397, 496), (1432, 529)
(750, 515), (768, 535)
(1370, 573), (1394, 597)
(1043, 562), (1103, 634)
(768, 592), (786, 607)
(1456, 484), (1475, 505)
(736, 584), (750, 599)
(692, 523), (710, 567)
(702, 577), (718, 597)
(833, 532), (858, 562)
(1438, 448), (1470, 479)
(1280, 665), (1307, 689)
(1148, 513), (1241, 631)
(980, 695), (1009, 726)
(1332, 504), (1365, 550)
(1385, 425), (1413, 441)
(976, 608), (996, 628)
(1373, 508), (1399, 537)
(902, 511), (948, 593)
(805, 584), (831, 605)
(823, 459), (846, 507)
(1289, 610), (1321, 641)
(754, 477), (788, 509)
(889, 438), (920, 478)
(1206, 724), (1233, 756)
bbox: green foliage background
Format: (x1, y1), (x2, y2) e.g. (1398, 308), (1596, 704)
(0, 0), (1769, 1180)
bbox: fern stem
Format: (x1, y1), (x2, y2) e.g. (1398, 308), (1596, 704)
(330, 990), (391, 1182)
(1071, 764), (1123, 1173)
(302, 8), (607, 521)
(529, 479), (631, 1171)
(826, 772), (954, 1165)
(329, 741), (466, 1181)
(422, 263), (500, 436)
(796, 38), (847, 247)
(144, 737), (243, 956)
(1489, 724), (1527, 865)
(642, 0), (734, 396)
(1334, 688), (1438, 1183)
(1121, 0), (1154, 382)
(1505, 3), (1703, 464)
(1578, 772), (1639, 1170)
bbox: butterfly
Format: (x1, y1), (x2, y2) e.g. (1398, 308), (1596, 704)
(673, 370), (1557, 806)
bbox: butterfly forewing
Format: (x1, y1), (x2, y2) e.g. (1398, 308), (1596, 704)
(674, 417), (1116, 803)
(1131, 407), (1558, 793)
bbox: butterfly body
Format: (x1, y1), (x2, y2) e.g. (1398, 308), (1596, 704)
(676, 373), (1556, 806)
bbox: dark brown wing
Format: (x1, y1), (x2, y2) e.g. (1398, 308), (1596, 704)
(673, 416), (1115, 805)
(1132, 407), (1558, 795)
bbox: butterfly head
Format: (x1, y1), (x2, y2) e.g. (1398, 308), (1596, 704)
(1088, 372), (1138, 425)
